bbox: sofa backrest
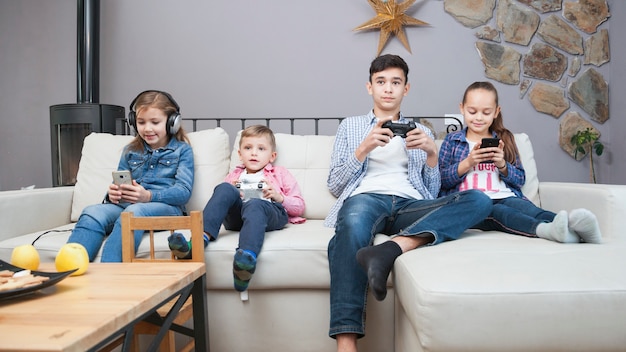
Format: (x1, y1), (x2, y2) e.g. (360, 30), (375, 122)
(71, 128), (539, 223)
(229, 132), (539, 219)
(70, 128), (231, 221)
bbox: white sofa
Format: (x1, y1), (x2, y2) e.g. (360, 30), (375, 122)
(1, 127), (625, 352)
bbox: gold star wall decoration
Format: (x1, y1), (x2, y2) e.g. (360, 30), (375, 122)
(354, 0), (429, 56)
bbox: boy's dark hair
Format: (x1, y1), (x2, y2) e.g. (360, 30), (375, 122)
(369, 54), (409, 83)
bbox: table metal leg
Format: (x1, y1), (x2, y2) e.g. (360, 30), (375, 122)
(88, 279), (198, 352)
(146, 285), (193, 351)
(192, 273), (210, 351)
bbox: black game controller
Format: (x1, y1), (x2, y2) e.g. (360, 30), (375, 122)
(382, 120), (417, 138)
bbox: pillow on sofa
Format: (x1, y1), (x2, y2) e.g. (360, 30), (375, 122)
(185, 128), (231, 211)
(514, 133), (540, 206)
(230, 132), (337, 220)
(71, 133), (133, 221)
(71, 128), (231, 221)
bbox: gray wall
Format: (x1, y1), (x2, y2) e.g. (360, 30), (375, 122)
(1, 0), (624, 191)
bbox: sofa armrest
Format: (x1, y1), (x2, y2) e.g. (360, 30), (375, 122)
(538, 182), (626, 241)
(0, 187), (74, 242)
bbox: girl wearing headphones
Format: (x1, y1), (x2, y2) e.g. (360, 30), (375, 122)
(66, 90), (195, 262)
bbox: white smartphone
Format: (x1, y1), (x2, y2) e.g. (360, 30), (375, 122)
(112, 170), (132, 185)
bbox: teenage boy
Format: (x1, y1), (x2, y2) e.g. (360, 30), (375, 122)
(326, 54), (492, 352)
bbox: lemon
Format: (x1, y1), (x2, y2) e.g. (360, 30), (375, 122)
(55, 243), (89, 276)
(11, 244), (40, 271)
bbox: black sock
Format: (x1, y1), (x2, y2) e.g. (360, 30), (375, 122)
(356, 241), (403, 301)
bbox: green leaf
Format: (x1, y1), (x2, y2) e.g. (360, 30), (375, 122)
(594, 143), (604, 156)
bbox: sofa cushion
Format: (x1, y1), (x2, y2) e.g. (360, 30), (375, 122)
(230, 132), (337, 220)
(186, 128), (232, 211)
(515, 133), (539, 206)
(394, 232), (626, 351)
(71, 133), (133, 221)
(70, 128), (231, 221)
(206, 220), (336, 289)
(0, 225), (181, 263)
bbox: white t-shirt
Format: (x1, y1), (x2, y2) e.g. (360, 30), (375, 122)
(352, 136), (424, 200)
(460, 141), (515, 199)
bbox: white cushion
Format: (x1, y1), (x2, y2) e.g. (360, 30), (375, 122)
(71, 133), (133, 221)
(394, 232), (626, 351)
(206, 220), (336, 289)
(230, 132), (337, 220)
(186, 128), (232, 211)
(71, 128), (231, 221)
(514, 133), (540, 206)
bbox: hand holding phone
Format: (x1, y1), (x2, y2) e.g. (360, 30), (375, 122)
(480, 138), (500, 148)
(479, 138), (500, 164)
(112, 170), (132, 186)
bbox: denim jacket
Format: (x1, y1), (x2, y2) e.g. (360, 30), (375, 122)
(111, 137), (194, 213)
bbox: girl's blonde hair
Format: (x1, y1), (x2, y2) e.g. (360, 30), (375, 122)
(462, 81), (519, 164)
(128, 91), (189, 151)
(239, 125), (276, 151)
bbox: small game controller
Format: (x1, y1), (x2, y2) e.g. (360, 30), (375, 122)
(381, 120), (417, 138)
(236, 180), (268, 201)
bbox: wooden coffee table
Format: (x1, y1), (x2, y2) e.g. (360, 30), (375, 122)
(0, 262), (208, 352)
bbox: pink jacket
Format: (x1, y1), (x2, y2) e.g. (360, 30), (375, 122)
(225, 163), (306, 224)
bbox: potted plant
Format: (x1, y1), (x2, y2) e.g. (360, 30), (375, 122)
(570, 128), (604, 183)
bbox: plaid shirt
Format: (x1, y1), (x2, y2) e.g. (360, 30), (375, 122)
(438, 129), (526, 198)
(324, 111), (440, 227)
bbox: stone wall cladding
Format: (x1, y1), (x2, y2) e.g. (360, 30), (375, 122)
(443, 0), (611, 158)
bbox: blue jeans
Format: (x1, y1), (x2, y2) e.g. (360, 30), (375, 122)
(327, 190), (492, 338)
(67, 202), (182, 262)
(203, 182), (288, 255)
(473, 197), (555, 236)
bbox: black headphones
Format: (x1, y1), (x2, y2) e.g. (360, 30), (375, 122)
(128, 90), (182, 135)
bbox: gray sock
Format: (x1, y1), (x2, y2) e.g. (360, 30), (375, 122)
(536, 210), (578, 243)
(356, 241), (402, 301)
(569, 208), (602, 244)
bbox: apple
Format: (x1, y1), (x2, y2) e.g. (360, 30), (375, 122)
(55, 243), (89, 276)
(11, 244), (40, 271)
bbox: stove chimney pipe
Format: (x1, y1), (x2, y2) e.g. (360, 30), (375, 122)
(49, 0), (123, 187)
(77, 0), (99, 103)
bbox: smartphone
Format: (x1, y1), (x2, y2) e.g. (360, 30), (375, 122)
(112, 170), (132, 185)
(480, 137), (500, 148)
